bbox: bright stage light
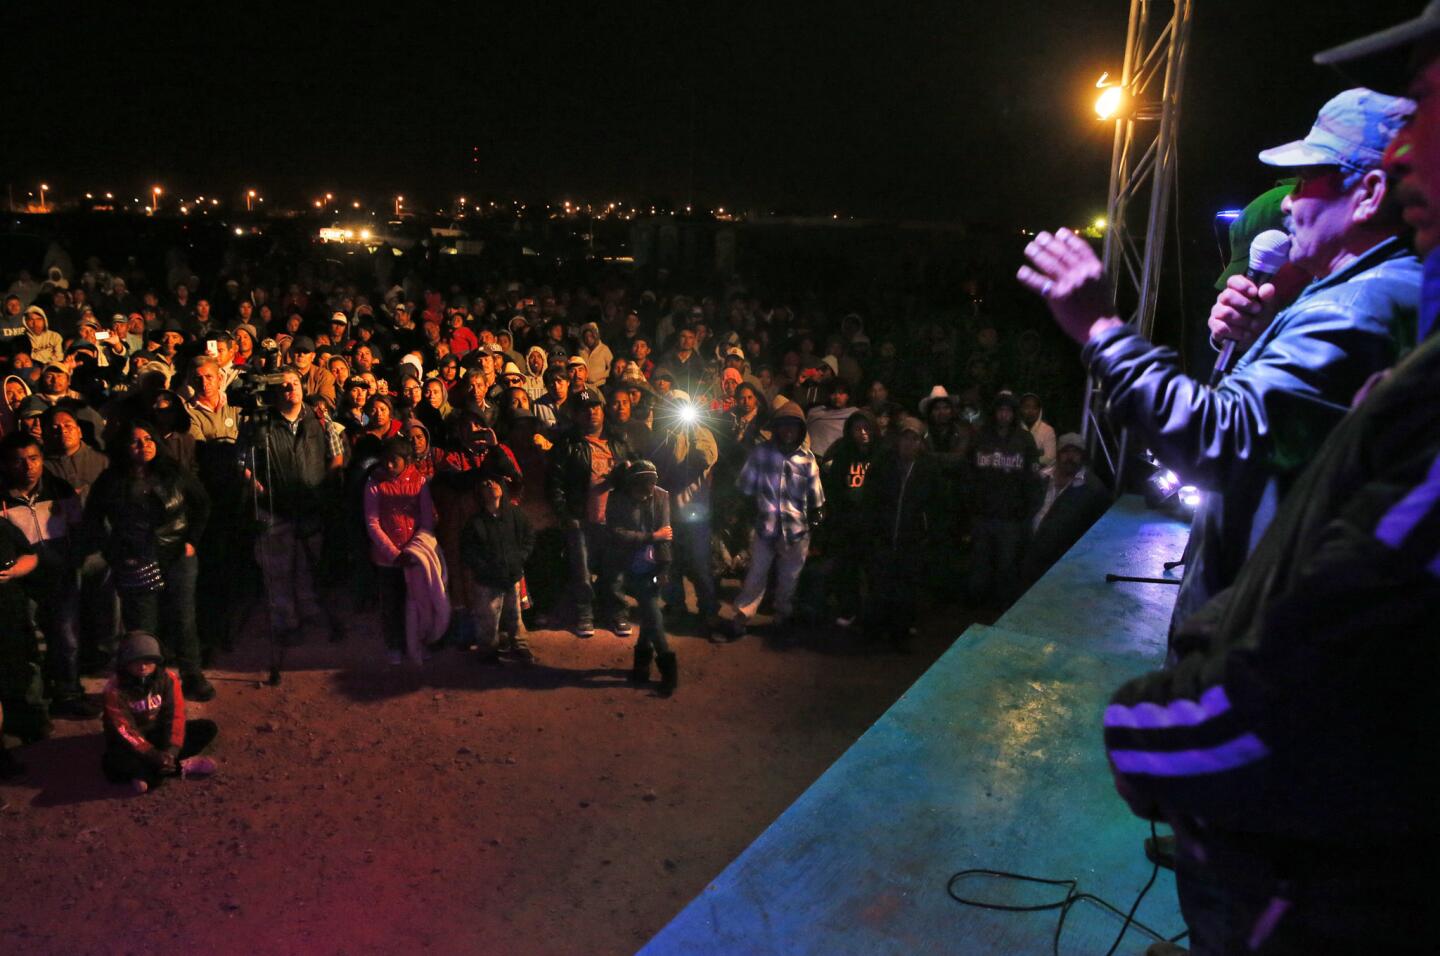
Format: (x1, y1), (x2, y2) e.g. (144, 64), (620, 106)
(1095, 86), (1126, 121)
(677, 403), (700, 426)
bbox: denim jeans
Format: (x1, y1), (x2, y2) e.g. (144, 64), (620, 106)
(120, 552), (201, 680)
(625, 573), (669, 656)
(662, 519), (718, 618)
(564, 522), (623, 625)
(32, 570), (81, 699)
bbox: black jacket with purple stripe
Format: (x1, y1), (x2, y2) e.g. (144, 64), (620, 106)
(1104, 328), (1440, 850)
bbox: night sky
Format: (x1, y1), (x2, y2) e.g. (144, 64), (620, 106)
(1, 1), (1419, 231)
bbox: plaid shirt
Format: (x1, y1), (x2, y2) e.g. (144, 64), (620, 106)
(736, 439), (825, 541)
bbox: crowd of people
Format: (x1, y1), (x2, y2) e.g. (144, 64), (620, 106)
(0, 235), (1105, 789)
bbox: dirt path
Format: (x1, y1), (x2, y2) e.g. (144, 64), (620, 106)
(1, 600), (970, 955)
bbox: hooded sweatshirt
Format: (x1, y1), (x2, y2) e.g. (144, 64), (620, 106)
(24, 307), (64, 366)
(523, 345), (549, 401)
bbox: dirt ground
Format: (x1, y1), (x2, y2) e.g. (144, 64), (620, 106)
(0, 590), (977, 956)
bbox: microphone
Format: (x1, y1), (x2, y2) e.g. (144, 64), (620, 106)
(1213, 229), (1291, 383)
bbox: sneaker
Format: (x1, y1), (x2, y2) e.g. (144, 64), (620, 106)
(180, 755), (218, 778)
(574, 621), (595, 639)
(183, 676), (217, 703)
(51, 696), (103, 719)
(834, 615), (857, 628)
(729, 613), (748, 640)
(387, 649), (405, 665)
(611, 617), (633, 638)
(505, 640), (537, 665)
(132, 779), (150, 795)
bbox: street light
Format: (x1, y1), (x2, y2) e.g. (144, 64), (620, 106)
(39, 183), (50, 211)
(152, 185), (162, 213)
(246, 189), (257, 212)
(395, 195), (404, 216)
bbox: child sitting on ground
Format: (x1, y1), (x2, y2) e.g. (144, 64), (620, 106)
(102, 630), (217, 794)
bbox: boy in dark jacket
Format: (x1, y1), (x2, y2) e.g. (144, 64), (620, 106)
(966, 391), (1040, 608)
(102, 630), (217, 794)
(606, 460), (677, 696)
(862, 415), (941, 650)
(461, 475), (537, 663)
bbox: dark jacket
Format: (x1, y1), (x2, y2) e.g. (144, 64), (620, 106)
(250, 406), (329, 522)
(460, 501), (535, 589)
(821, 419), (877, 539)
(545, 427), (635, 523)
(863, 452), (942, 550)
(1104, 327), (1440, 857)
(1021, 470), (1110, 586)
(83, 459), (210, 565)
(968, 425), (1041, 521)
(606, 486), (672, 575)
(1084, 236), (1420, 629)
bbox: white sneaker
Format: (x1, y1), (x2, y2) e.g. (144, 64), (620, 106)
(180, 756), (217, 778)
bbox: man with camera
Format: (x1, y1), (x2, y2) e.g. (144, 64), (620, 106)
(247, 368), (344, 645)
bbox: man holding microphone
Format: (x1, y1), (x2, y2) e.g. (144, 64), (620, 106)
(1022, 23), (1440, 952)
(1020, 88), (1420, 634)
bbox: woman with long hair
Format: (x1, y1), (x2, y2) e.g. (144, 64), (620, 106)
(82, 421), (213, 700)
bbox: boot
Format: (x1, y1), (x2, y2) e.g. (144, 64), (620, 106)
(629, 644), (654, 685)
(656, 652), (678, 697)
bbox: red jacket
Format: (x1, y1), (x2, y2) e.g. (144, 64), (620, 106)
(363, 465), (435, 565)
(103, 668), (185, 758)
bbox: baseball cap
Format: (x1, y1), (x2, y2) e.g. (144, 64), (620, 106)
(330, 311), (349, 325)
(1257, 88), (1415, 173)
(1313, 3), (1440, 94)
(1215, 184), (1295, 290)
(627, 459), (658, 481)
(573, 386), (605, 407)
(566, 355), (587, 368)
(291, 335), (316, 353)
(16, 396), (50, 418)
(1058, 432), (1086, 453)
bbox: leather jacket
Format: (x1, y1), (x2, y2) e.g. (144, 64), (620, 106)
(84, 460), (211, 564)
(545, 427), (635, 523)
(1082, 236), (1419, 630)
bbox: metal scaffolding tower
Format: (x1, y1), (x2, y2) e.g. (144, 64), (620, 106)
(1084, 0), (1196, 487)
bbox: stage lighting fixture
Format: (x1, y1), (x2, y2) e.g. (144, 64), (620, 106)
(1095, 87), (1125, 120)
(677, 402), (700, 426)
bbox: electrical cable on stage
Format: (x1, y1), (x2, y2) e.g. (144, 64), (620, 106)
(945, 821), (1188, 955)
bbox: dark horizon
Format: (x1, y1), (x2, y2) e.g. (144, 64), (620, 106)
(1, 2), (1417, 230)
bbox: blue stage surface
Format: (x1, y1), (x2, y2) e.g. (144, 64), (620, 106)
(642, 496), (1191, 955)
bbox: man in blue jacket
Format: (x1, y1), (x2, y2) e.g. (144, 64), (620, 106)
(1020, 88), (1421, 635)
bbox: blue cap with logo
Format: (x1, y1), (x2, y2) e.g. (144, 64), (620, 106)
(1257, 87), (1415, 173)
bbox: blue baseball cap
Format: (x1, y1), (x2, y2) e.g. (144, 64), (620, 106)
(1257, 88), (1415, 173)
